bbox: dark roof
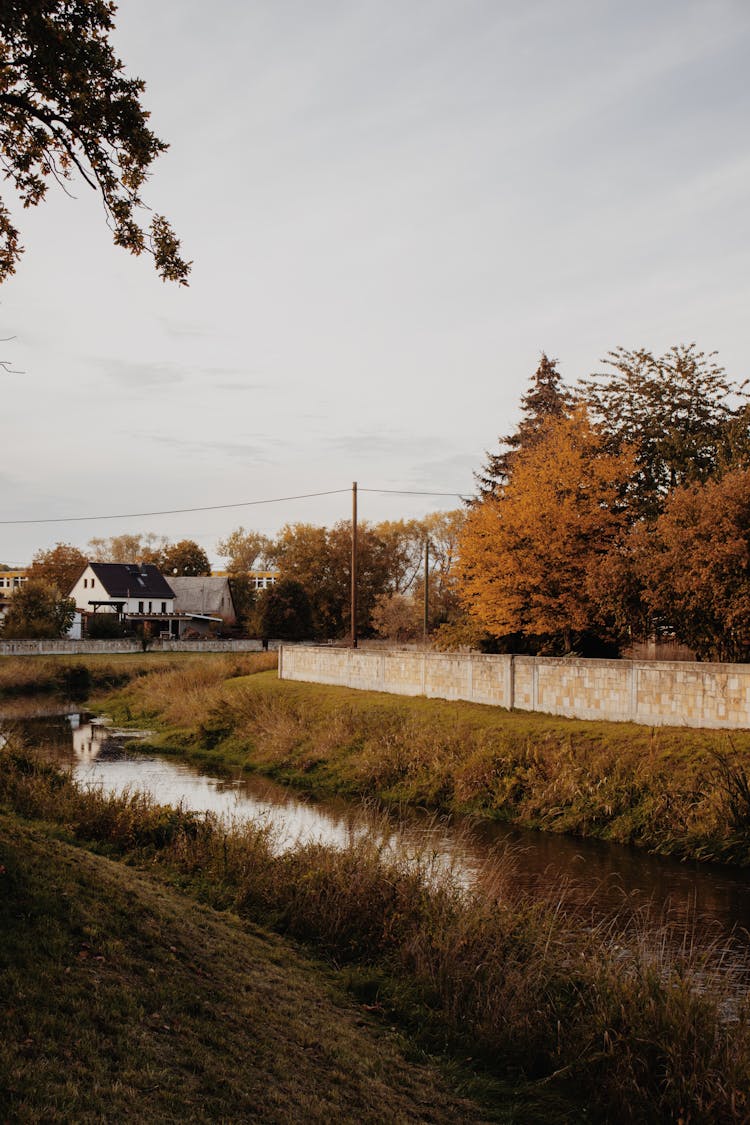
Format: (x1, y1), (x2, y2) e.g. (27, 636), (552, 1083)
(87, 563), (175, 599)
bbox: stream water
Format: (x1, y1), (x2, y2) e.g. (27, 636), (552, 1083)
(4, 707), (750, 951)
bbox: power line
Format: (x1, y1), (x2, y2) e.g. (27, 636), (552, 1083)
(0, 489), (349, 526)
(0, 485), (468, 527)
(361, 488), (467, 498)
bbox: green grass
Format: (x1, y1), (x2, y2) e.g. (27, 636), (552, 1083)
(105, 664), (750, 865)
(1, 745), (747, 1124)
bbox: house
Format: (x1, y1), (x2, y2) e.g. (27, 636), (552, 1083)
(213, 568), (278, 590)
(69, 562), (179, 636)
(0, 570), (27, 594)
(169, 576), (236, 631)
(0, 569), (27, 620)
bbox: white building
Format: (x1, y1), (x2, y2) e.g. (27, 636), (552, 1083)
(69, 562), (177, 633)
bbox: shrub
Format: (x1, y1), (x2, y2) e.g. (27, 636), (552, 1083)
(85, 614), (130, 639)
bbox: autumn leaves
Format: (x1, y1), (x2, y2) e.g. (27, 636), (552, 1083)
(460, 407), (635, 651)
(458, 347), (750, 659)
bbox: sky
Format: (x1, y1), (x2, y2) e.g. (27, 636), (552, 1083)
(2, 0), (750, 565)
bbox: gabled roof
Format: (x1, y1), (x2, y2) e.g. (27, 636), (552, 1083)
(85, 562), (175, 599)
(169, 576), (236, 619)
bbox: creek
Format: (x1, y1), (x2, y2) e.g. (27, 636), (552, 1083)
(4, 706), (750, 951)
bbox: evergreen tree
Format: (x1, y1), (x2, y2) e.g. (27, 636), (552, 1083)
(475, 353), (572, 497)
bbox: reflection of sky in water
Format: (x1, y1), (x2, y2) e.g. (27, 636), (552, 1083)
(74, 746), (356, 851)
(4, 709), (750, 946)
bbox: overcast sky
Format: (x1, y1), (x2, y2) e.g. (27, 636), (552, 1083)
(2, 0), (749, 565)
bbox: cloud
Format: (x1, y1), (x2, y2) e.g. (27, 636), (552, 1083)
(102, 359), (190, 387)
(407, 451), (478, 495)
(158, 317), (216, 339)
(142, 433), (288, 464)
(211, 378), (270, 392)
(326, 431), (444, 458)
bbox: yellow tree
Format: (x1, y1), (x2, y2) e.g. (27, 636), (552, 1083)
(458, 407), (635, 652)
(27, 542), (87, 595)
(638, 467), (750, 662)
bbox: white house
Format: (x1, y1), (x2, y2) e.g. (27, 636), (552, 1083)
(69, 562), (177, 633)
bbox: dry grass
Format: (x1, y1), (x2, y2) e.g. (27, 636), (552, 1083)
(0, 651), (277, 706)
(0, 813), (498, 1125)
(105, 667), (750, 865)
(109, 652), (277, 729)
(2, 742), (749, 1123)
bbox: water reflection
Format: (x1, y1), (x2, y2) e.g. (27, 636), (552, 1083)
(4, 709), (750, 945)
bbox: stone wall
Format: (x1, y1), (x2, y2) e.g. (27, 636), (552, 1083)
(0, 638), (269, 657)
(278, 645), (750, 730)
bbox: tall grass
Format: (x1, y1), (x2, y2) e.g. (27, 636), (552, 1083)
(1, 743), (748, 1123)
(107, 666), (750, 865)
(110, 652), (276, 729)
(0, 651), (277, 704)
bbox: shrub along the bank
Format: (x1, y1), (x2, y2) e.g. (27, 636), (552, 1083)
(0, 744), (748, 1124)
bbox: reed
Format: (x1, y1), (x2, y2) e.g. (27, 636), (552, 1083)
(2, 743), (748, 1123)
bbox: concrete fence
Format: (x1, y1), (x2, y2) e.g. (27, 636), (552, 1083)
(0, 638), (271, 657)
(278, 645), (750, 730)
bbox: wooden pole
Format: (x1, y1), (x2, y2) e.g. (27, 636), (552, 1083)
(351, 481), (358, 649)
(423, 537), (429, 643)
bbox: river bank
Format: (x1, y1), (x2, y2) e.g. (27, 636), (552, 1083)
(101, 662), (750, 866)
(0, 651), (276, 702)
(0, 809), (504, 1124)
(2, 742), (747, 1123)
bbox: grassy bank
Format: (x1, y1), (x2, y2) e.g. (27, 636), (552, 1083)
(105, 664), (750, 865)
(0, 651), (277, 702)
(1, 744), (748, 1123)
(0, 816), (499, 1124)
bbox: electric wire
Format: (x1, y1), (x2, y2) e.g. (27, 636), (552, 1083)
(0, 486), (468, 526)
(0, 489), (350, 526)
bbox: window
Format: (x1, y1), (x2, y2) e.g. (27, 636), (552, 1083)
(161, 602), (167, 614)
(138, 601), (144, 613)
(83, 578), (87, 588)
(148, 601), (152, 613)
(91, 579), (95, 588)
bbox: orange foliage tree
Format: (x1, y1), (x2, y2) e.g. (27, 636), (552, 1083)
(637, 467), (750, 662)
(458, 407), (636, 653)
(27, 542), (87, 595)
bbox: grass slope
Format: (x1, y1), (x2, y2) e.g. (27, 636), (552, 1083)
(0, 815), (498, 1125)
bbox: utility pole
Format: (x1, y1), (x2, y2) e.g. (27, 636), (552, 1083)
(423, 537), (429, 644)
(351, 481), (358, 648)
